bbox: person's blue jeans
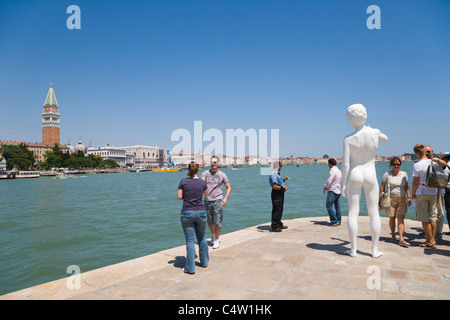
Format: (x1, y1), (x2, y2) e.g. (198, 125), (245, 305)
(445, 193), (450, 229)
(180, 210), (209, 273)
(326, 191), (342, 225)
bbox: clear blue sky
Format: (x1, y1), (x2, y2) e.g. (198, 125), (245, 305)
(0, 0), (449, 158)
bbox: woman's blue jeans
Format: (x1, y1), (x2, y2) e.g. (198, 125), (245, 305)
(180, 210), (209, 273)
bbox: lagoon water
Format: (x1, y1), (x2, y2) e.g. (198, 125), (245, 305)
(0, 162), (417, 295)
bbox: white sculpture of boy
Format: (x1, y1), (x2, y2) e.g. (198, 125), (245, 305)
(341, 104), (388, 258)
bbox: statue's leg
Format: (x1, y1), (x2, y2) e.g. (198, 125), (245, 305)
(364, 178), (383, 258)
(346, 179), (361, 257)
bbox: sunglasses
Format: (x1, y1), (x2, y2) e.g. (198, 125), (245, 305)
(392, 163), (401, 166)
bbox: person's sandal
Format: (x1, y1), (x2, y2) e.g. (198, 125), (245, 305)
(399, 240), (409, 247)
(418, 241), (436, 248)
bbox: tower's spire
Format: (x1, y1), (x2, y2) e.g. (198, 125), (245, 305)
(44, 83), (58, 106)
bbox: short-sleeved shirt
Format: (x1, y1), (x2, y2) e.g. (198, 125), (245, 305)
(382, 171), (408, 197)
(201, 170), (229, 201)
(444, 164), (450, 188)
(413, 159), (437, 195)
(269, 170), (285, 188)
(178, 177), (207, 212)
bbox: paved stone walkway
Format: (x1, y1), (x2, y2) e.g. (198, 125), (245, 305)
(1, 216), (449, 300)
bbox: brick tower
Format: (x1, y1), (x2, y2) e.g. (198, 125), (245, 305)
(42, 83), (60, 147)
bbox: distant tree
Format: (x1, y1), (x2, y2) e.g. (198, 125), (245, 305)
(87, 154), (103, 167)
(65, 156), (82, 169)
(100, 159), (120, 168)
(37, 145), (120, 170)
(43, 151), (63, 169)
(52, 143), (63, 157)
(323, 154), (329, 159)
(0, 143), (36, 170)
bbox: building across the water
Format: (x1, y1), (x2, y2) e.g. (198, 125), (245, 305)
(119, 145), (166, 169)
(87, 142), (134, 168)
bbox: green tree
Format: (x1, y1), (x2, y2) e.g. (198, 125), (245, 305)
(65, 156), (82, 169)
(36, 145), (120, 170)
(100, 159), (120, 168)
(0, 143), (36, 170)
(43, 151), (63, 169)
(87, 154), (103, 167)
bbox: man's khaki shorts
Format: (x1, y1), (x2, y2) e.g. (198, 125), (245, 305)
(415, 194), (438, 222)
(384, 196), (407, 218)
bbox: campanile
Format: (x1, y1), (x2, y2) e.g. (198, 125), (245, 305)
(42, 83), (60, 147)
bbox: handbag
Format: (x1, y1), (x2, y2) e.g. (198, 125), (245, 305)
(380, 174), (391, 209)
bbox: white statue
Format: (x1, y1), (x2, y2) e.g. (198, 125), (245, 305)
(341, 104), (388, 258)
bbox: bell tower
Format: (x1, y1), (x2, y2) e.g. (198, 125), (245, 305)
(42, 83), (60, 147)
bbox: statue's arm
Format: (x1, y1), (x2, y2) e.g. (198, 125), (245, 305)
(341, 138), (350, 197)
(378, 129), (388, 143)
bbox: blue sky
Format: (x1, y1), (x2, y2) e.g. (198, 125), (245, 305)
(0, 0), (449, 158)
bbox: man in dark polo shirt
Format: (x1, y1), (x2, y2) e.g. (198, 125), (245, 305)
(269, 161), (289, 232)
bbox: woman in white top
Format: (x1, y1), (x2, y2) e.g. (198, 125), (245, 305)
(379, 157), (411, 247)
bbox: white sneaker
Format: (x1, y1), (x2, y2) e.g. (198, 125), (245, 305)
(213, 240), (220, 249)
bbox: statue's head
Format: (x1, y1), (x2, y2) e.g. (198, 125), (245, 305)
(347, 104), (367, 128)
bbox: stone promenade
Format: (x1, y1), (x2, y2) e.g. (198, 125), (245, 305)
(1, 216), (449, 300)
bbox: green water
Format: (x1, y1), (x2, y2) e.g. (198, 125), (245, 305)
(0, 162), (416, 295)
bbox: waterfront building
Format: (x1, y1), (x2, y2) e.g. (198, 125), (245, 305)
(171, 151), (194, 168)
(67, 141), (76, 154)
(125, 153), (135, 168)
(74, 139), (87, 155)
(244, 155), (261, 166)
(87, 142), (127, 168)
(119, 145), (166, 169)
(193, 153), (211, 167)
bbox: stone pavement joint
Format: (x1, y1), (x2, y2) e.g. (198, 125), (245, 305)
(1, 216), (449, 300)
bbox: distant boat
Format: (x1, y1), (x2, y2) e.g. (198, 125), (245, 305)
(152, 167), (182, 172)
(0, 170), (40, 179)
(16, 171), (40, 178)
(0, 170), (17, 179)
(129, 168), (147, 172)
(40, 168), (58, 176)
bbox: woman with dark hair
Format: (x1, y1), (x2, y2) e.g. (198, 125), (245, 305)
(379, 156), (411, 247)
(177, 162), (209, 274)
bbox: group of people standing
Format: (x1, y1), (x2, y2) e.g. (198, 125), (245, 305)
(410, 145), (450, 248)
(321, 145), (450, 249)
(176, 147), (450, 274)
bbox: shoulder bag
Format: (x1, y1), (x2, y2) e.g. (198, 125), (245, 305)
(380, 173), (391, 209)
